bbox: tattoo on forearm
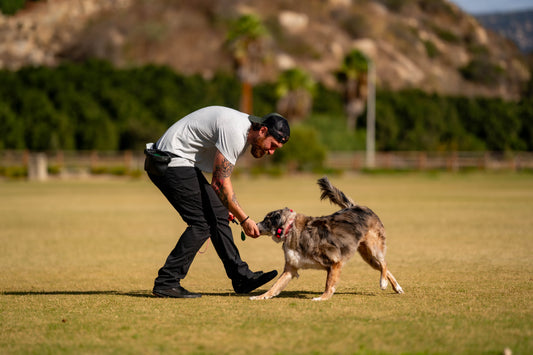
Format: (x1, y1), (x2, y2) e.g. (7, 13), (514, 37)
(212, 156), (237, 209)
(216, 186), (229, 207)
(215, 158), (233, 178)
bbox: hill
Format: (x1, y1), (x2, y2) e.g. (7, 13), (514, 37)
(476, 9), (533, 54)
(0, 0), (530, 100)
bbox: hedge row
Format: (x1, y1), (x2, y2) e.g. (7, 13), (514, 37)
(0, 60), (532, 154)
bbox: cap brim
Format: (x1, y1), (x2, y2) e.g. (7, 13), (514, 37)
(248, 115), (265, 124)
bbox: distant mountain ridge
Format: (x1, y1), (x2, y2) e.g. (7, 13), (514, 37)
(476, 9), (533, 53)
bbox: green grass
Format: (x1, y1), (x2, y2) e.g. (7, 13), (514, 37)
(1, 173), (532, 354)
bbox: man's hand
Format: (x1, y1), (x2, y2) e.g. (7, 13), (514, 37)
(241, 217), (260, 238)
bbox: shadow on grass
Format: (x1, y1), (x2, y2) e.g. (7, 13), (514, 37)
(2, 290), (154, 298)
(2, 289), (377, 299)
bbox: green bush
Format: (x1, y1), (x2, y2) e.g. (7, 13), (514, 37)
(424, 40), (439, 58)
(432, 25), (461, 43)
(0, 60), (531, 155)
(518, 99), (533, 150)
(460, 59), (505, 86)
(0, 166), (27, 178)
(0, 102), (25, 150)
(272, 125), (327, 171)
(0, 61), (242, 151)
(304, 113), (366, 151)
(0, 0), (27, 15)
(376, 0), (410, 12)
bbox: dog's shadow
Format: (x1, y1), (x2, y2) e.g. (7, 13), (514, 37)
(245, 290), (378, 299)
(204, 290), (378, 299)
(2, 289), (376, 299)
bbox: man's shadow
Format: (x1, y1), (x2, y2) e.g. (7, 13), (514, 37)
(2, 290), (154, 298)
(3, 290), (374, 299)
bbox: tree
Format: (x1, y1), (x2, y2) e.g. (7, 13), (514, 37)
(0, 0), (27, 15)
(272, 126), (326, 171)
(0, 103), (24, 149)
(226, 14), (269, 114)
(275, 68), (316, 122)
(336, 49), (369, 131)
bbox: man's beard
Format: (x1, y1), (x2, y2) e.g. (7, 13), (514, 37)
(250, 144), (266, 158)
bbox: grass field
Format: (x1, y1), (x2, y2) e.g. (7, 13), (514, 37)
(1, 172), (532, 354)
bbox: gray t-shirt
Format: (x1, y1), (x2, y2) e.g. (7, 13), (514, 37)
(154, 106), (251, 173)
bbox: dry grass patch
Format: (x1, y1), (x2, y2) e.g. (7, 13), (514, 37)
(1, 173), (532, 354)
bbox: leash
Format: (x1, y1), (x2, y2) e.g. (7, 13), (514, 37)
(228, 213), (247, 241)
(198, 213), (244, 254)
(197, 213), (239, 255)
(197, 239), (210, 254)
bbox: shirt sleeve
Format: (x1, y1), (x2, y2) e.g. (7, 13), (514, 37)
(215, 117), (248, 166)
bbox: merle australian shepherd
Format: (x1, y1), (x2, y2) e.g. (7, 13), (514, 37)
(252, 177), (404, 301)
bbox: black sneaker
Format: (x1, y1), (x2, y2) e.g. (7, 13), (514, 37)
(232, 270), (278, 294)
(153, 286), (202, 298)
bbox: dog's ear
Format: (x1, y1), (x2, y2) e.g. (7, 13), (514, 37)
(272, 211), (282, 226)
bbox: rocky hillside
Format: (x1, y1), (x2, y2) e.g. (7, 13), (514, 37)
(0, 0), (530, 100)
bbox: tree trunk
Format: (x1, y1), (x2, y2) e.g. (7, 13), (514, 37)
(240, 81), (253, 114)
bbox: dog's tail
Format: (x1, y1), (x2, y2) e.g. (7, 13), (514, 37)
(318, 176), (356, 209)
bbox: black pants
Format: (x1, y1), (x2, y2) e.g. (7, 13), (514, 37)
(148, 166), (254, 289)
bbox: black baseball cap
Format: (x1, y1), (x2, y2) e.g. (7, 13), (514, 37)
(249, 113), (290, 144)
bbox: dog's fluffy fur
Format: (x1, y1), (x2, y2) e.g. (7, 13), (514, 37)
(252, 177), (404, 301)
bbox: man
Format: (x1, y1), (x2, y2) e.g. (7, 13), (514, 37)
(145, 105), (290, 298)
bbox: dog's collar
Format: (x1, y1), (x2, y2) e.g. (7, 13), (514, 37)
(276, 210), (296, 239)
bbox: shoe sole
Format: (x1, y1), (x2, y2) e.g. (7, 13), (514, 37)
(234, 271), (278, 294)
(152, 291), (202, 299)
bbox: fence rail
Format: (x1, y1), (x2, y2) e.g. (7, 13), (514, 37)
(325, 151), (533, 171)
(1, 150), (532, 180)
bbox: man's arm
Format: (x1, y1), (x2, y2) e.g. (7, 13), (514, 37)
(211, 150), (259, 237)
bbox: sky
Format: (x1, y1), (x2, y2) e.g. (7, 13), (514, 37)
(448, 0), (533, 14)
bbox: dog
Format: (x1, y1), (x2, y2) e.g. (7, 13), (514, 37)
(251, 177), (404, 301)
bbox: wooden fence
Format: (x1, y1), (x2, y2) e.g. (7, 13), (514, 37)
(324, 151), (533, 171)
(1, 150), (532, 181)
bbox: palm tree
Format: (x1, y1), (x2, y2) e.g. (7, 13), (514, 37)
(275, 68), (316, 123)
(226, 14), (269, 114)
(336, 49), (369, 131)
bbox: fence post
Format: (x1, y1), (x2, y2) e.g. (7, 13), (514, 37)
(90, 151), (98, 172)
(22, 150), (30, 167)
(384, 153), (391, 170)
(124, 150), (132, 171)
(447, 152), (459, 172)
(483, 152), (490, 170)
(510, 155), (517, 172)
(418, 152), (427, 170)
(28, 153), (48, 181)
(56, 150), (64, 167)
(55, 150), (64, 176)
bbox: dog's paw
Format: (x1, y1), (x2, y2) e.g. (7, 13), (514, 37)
(312, 296), (329, 301)
(250, 295), (270, 300)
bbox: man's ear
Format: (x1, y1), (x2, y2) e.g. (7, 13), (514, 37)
(259, 126), (269, 136)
